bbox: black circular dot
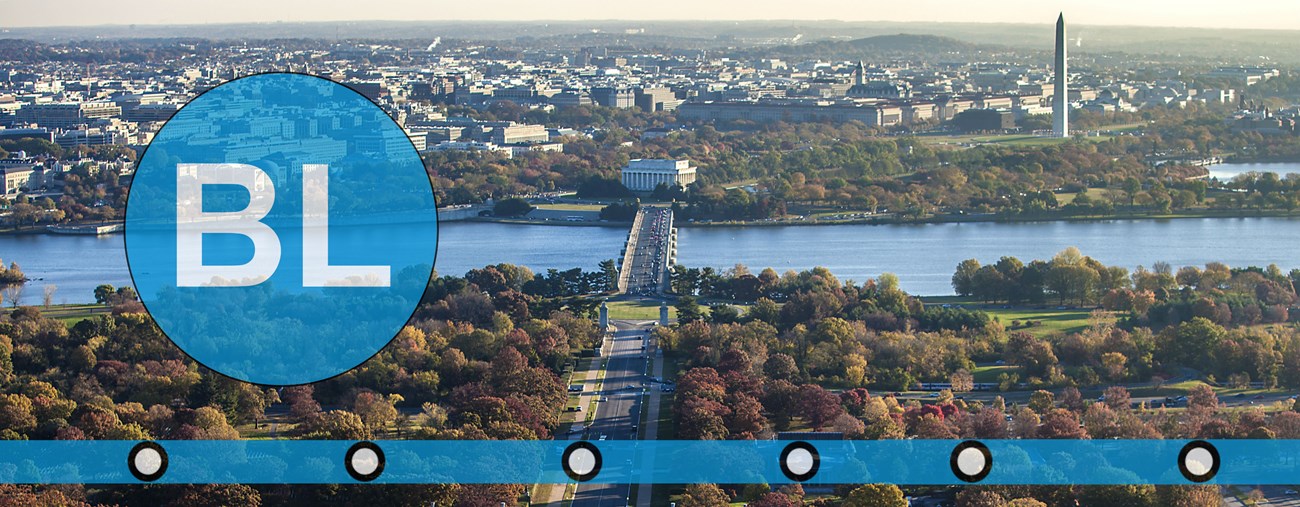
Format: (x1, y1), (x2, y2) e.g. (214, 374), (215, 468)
(127, 441), (168, 482)
(562, 441), (603, 482)
(778, 441), (820, 482)
(950, 440), (992, 483)
(1177, 440), (1220, 483)
(344, 441), (386, 482)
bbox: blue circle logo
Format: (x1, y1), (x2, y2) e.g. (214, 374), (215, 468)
(126, 73), (438, 385)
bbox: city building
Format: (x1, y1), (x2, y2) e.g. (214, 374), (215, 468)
(590, 87), (636, 108)
(14, 102), (121, 129)
(635, 87), (682, 112)
(123, 103), (180, 123)
(1204, 66), (1280, 87)
(621, 159), (697, 192)
(488, 123), (550, 145)
(549, 91), (593, 108)
(0, 153), (38, 195)
(953, 108), (1016, 132)
(0, 128), (53, 143)
(428, 141), (513, 158)
(677, 100), (889, 126)
(505, 142), (564, 156)
(54, 128), (125, 149)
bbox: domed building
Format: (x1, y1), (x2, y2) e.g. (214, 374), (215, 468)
(846, 61), (911, 99)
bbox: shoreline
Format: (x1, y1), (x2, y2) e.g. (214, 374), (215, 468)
(8, 209), (1300, 236)
(455, 209), (1300, 229)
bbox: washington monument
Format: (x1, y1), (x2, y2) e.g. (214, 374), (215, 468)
(1053, 12), (1068, 138)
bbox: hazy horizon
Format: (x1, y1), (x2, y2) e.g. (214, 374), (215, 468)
(4, 0), (1300, 31)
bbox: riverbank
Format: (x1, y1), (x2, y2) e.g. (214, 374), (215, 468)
(0, 221), (125, 236)
(461, 208), (1300, 228)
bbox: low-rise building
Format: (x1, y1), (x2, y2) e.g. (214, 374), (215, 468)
(428, 141), (513, 158)
(15, 102), (121, 129)
(621, 158), (697, 192)
(1, 163), (37, 195)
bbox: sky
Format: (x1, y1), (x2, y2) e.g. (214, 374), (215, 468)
(3, 0), (1300, 30)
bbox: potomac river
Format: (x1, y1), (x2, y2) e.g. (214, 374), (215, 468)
(2, 161), (1299, 305)
(4, 216), (1300, 305)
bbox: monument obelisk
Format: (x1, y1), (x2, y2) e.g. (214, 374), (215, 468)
(1053, 12), (1069, 138)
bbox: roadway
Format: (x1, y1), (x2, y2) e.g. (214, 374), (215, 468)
(571, 320), (656, 507)
(889, 387), (1298, 410)
(1224, 485), (1300, 506)
(622, 208), (671, 296)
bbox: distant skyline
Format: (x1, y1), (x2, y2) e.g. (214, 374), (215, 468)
(4, 0), (1300, 31)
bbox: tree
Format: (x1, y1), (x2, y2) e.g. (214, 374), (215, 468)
(3, 285), (23, 308)
(1103, 386), (1132, 412)
(0, 393), (36, 434)
(0, 485), (91, 506)
(1187, 384), (1219, 415)
(749, 492), (800, 507)
(598, 259), (619, 291)
(299, 410), (372, 440)
(599, 200), (639, 221)
(1101, 352), (1128, 383)
(352, 391), (402, 432)
(675, 296), (704, 324)
(763, 353), (799, 382)
(956, 488), (1007, 507)
(1038, 409), (1087, 439)
(115, 286), (138, 302)
(284, 385), (322, 421)
(1160, 318), (1226, 370)
(953, 259), (981, 296)
(1123, 177), (1142, 207)
(169, 485), (262, 507)
(492, 197), (534, 217)
(726, 392), (766, 437)
(679, 484), (730, 507)
(41, 285), (56, 308)
(748, 297), (780, 324)
(844, 484), (907, 507)
(1029, 390), (1055, 414)
(798, 384), (844, 430)
(950, 369), (975, 393)
(708, 304), (741, 324)
(1053, 386), (1082, 412)
(1155, 485), (1223, 507)
(1006, 333), (1058, 379)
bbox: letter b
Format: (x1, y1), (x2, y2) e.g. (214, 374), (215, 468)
(176, 163), (280, 287)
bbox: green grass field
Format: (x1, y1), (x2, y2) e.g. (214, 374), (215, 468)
(971, 364), (1021, 383)
(919, 134), (1113, 147)
(1125, 379), (1281, 399)
(922, 297), (1102, 337)
(605, 299), (675, 320)
(1053, 187), (1112, 205)
(985, 306), (1101, 336)
(39, 304), (111, 325)
(534, 203), (606, 212)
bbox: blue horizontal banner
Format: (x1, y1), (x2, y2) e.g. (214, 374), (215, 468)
(0, 439), (1293, 485)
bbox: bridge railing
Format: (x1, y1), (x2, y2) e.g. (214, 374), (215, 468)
(615, 209), (645, 293)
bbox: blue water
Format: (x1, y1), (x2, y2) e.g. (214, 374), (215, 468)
(3, 216), (1300, 303)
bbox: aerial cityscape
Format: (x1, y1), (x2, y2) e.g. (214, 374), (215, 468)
(4, 4), (1300, 506)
